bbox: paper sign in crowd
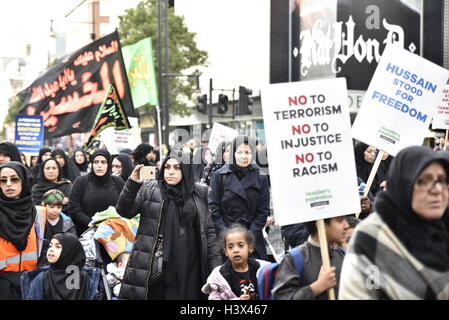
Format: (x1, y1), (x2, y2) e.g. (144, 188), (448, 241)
(101, 117), (141, 154)
(261, 78), (361, 226)
(208, 122), (238, 155)
(261, 44), (449, 226)
(432, 85), (449, 130)
(352, 44), (449, 156)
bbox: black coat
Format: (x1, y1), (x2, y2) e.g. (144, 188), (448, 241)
(116, 178), (222, 300)
(68, 174), (124, 235)
(208, 164), (270, 260)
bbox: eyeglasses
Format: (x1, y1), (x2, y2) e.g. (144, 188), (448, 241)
(236, 151), (252, 156)
(415, 176), (449, 192)
(0, 177), (22, 185)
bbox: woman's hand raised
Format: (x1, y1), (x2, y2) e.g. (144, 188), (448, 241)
(130, 164), (145, 184)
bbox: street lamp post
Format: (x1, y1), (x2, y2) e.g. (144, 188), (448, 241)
(160, 73), (200, 147)
(157, 0), (172, 147)
(209, 78), (213, 128)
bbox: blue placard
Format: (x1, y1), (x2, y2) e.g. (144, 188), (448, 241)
(14, 115), (44, 155)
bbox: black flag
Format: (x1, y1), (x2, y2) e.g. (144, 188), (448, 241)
(85, 84), (131, 148)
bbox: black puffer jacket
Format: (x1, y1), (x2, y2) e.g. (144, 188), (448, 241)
(116, 178), (222, 300)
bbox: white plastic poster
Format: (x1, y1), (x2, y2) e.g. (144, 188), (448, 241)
(101, 117), (141, 154)
(432, 85), (449, 130)
(352, 44), (449, 156)
(208, 122), (238, 154)
(261, 78), (360, 226)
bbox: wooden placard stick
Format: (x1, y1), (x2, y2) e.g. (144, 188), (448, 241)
(356, 149), (384, 219)
(316, 219), (336, 300)
(444, 130), (449, 149)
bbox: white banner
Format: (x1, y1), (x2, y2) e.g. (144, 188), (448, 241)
(352, 44), (449, 156)
(208, 122), (238, 154)
(432, 85), (449, 130)
(261, 78), (360, 226)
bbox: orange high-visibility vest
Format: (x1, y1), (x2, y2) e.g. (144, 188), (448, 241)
(0, 206), (46, 272)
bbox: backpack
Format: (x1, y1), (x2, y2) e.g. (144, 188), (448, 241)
(257, 247), (304, 300)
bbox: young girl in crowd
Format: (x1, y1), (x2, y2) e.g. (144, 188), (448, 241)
(21, 232), (100, 300)
(201, 224), (269, 300)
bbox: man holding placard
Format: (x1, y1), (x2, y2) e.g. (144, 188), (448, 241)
(261, 78), (361, 299)
(271, 216), (348, 300)
(261, 78), (361, 227)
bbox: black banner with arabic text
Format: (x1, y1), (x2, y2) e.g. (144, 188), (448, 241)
(18, 30), (135, 139)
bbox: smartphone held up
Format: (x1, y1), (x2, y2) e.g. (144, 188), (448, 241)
(139, 166), (156, 180)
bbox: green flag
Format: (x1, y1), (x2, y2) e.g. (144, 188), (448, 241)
(122, 37), (159, 108)
(85, 84), (131, 148)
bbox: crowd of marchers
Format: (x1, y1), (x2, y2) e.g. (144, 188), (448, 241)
(0, 136), (448, 300)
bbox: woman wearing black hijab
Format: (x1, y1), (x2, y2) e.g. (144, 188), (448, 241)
(51, 149), (80, 183)
(111, 153), (134, 182)
(353, 141), (382, 196)
(115, 149), (222, 300)
(0, 142), (22, 165)
(72, 149), (89, 176)
(21, 232), (97, 300)
(31, 157), (72, 209)
(30, 147), (52, 182)
(340, 146), (449, 300)
(0, 161), (45, 299)
(208, 135), (270, 260)
(68, 149), (125, 236)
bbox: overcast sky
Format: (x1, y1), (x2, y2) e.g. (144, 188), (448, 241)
(0, 1), (72, 57)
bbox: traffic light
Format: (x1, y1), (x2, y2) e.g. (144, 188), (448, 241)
(217, 94), (228, 114)
(237, 86), (253, 115)
(196, 94), (208, 114)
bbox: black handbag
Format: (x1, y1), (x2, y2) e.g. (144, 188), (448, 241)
(149, 234), (164, 284)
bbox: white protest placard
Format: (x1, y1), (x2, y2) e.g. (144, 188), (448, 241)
(261, 78), (361, 226)
(432, 85), (449, 129)
(208, 122), (238, 154)
(101, 117), (141, 154)
(352, 44), (449, 156)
